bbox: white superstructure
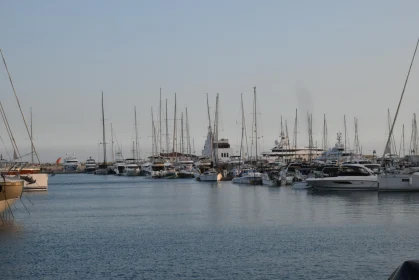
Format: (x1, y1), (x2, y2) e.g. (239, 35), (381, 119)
(262, 134), (323, 163)
(63, 153), (81, 171)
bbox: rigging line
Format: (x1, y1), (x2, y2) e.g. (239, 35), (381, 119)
(0, 135), (12, 161)
(0, 101), (20, 158)
(19, 196), (31, 215)
(0, 49), (40, 164)
(382, 37), (419, 161)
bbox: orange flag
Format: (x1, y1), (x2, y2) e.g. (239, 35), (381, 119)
(56, 157), (61, 164)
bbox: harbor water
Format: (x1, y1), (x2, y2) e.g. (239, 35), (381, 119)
(2, 174), (419, 279)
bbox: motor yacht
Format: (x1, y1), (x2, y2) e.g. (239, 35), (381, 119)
(306, 164), (378, 191)
(199, 169), (222, 181)
(63, 153), (81, 171)
(232, 169), (262, 184)
(84, 157), (97, 173)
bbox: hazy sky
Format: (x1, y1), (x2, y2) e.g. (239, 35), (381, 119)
(1, 0), (419, 162)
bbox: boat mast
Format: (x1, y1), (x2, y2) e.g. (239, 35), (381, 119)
(214, 93), (219, 166)
(181, 112), (184, 155)
(239, 94), (244, 166)
(344, 115), (347, 151)
(159, 88), (162, 157)
(165, 99), (169, 154)
(111, 122), (114, 162)
(134, 106), (139, 160)
(206, 93), (213, 162)
(382, 38), (419, 161)
(186, 107), (191, 156)
(30, 106), (33, 164)
(253, 86), (258, 165)
(101, 91), (107, 164)
(172, 93), (177, 161)
(0, 49), (40, 164)
(151, 107), (154, 157)
(294, 109), (298, 160)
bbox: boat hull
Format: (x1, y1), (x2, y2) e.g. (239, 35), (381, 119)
(379, 174), (419, 191)
(0, 180), (24, 213)
(23, 173), (48, 191)
(307, 177), (378, 191)
(232, 175), (262, 185)
(199, 173), (222, 181)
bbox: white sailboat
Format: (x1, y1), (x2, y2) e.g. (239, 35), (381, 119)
(378, 38), (419, 191)
(199, 93), (221, 182)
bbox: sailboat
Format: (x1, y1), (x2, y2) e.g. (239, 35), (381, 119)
(232, 87), (262, 185)
(0, 49), (26, 213)
(95, 92), (109, 175)
(199, 93), (222, 181)
(379, 38), (419, 191)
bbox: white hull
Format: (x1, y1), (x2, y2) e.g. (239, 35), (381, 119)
(232, 174), (262, 184)
(199, 173), (222, 181)
(307, 176), (378, 191)
(23, 173), (48, 191)
(379, 174), (419, 191)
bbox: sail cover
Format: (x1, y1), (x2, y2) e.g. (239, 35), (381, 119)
(388, 260), (419, 280)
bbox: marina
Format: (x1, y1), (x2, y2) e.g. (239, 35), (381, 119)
(2, 1), (419, 278)
(2, 174), (419, 279)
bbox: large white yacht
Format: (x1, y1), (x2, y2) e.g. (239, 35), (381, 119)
(120, 159), (141, 176)
(84, 157), (97, 173)
(314, 133), (355, 163)
(306, 164), (378, 191)
(262, 134), (323, 164)
(63, 153), (81, 171)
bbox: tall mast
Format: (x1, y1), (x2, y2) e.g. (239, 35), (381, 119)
(180, 112), (184, 155)
(206, 94), (213, 162)
(186, 107), (191, 156)
(101, 91), (107, 164)
(253, 86), (258, 164)
(239, 94), (244, 165)
(382, 38), (419, 161)
(30, 106), (33, 164)
(206, 93), (212, 133)
(165, 99), (169, 154)
(159, 88), (162, 156)
(111, 123), (114, 162)
(172, 93), (177, 160)
(134, 106), (139, 160)
(214, 93), (219, 165)
(151, 107), (155, 156)
(402, 124), (405, 157)
(344, 115), (347, 151)
(294, 109), (298, 160)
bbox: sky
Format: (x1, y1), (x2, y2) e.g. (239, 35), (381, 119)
(0, 0), (419, 163)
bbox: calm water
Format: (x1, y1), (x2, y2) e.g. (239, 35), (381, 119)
(1, 174), (419, 279)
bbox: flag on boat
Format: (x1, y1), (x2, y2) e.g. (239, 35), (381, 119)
(56, 157), (61, 164)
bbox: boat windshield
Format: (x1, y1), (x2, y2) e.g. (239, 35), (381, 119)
(337, 166), (372, 176)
